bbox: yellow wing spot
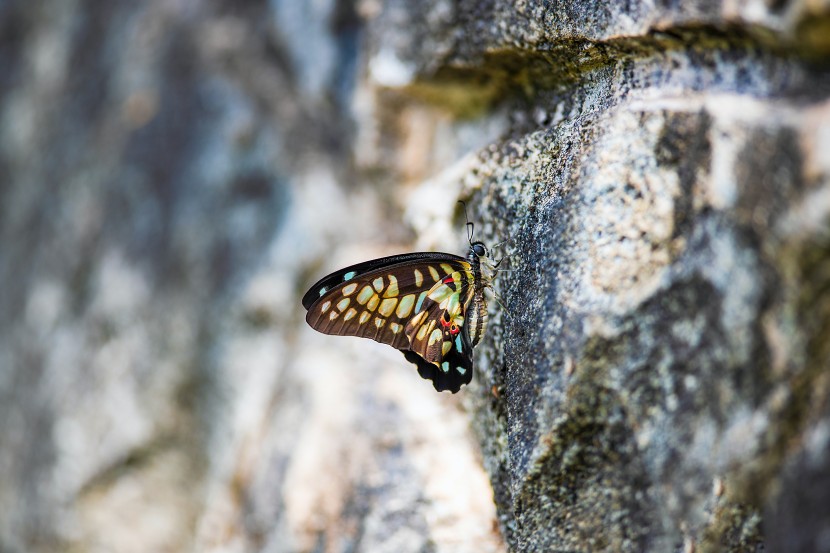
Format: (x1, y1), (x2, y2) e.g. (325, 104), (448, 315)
(428, 266), (440, 282)
(374, 317), (385, 329)
(428, 284), (453, 303)
(396, 294), (415, 318)
(359, 311), (371, 324)
(342, 283), (358, 296)
(442, 340), (452, 356)
(424, 319), (436, 339)
(416, 325), (428, 341)
(440, 263), (453, 275)
(367, 294), (379, 311)
(320, 300), (331, 313)
(383, 275), (399, 298)
(337, 298), (350, 312)
(373, 277), (384, 292)
(329, 311), (339, 321)
(390, 322), (402, 334)
(410, 310), (427, 328)
(344, 308), (357, 321)
(446, 292), (460, 315)
(356, 286), (374, 305)
(428, 328), (442, 346)
(414, 269), (423, 287)
(378, 298), (397, 317)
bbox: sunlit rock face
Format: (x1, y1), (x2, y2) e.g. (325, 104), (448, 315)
(1, 1), (828, 552)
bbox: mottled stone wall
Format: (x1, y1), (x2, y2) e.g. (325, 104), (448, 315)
(413, 3), (829, 552)
(1, 1), (828, 552)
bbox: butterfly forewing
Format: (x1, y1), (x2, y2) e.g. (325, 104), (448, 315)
(301, 252), (464, 309)
(400, 272), (476, 392)
(305, 256), (469, 346)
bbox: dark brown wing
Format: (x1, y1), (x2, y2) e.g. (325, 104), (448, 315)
(304, 257), (472, 352)
(302, 252), (463, 309)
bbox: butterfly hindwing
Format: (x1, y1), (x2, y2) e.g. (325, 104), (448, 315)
(403, 343), (473, 393)
(400, 269), (475, 393)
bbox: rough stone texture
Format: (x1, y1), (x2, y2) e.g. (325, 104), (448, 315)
(369, 1), (830, 551)
(432, 5), (830, 553)
(471, 99), (830, 551)
(1, 1), (829, 553)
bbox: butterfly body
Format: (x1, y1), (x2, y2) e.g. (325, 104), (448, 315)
(302, 241), (493, 393)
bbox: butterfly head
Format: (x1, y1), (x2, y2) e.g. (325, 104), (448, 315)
(467, 239), (498, 290)
(468, 240), (492, 272)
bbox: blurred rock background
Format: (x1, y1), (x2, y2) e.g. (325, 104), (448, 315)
(1, 1), (829, 552)
(0, 1), (504, 551)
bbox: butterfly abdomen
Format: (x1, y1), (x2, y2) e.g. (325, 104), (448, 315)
(466, 243), (489, 347)
(467, 291), (488, 347)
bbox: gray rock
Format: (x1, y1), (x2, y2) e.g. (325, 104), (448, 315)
(471, 100), (829, 551)
(1, 0), (829, 552)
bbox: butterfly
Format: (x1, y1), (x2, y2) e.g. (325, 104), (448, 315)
(301, 226), (498, 393)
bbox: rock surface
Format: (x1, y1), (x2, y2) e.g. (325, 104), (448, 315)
(1, 0), (829, 552)
(0, 1), (503, 552)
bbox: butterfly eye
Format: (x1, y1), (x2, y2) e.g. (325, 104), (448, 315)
(472, 242), (487, 257)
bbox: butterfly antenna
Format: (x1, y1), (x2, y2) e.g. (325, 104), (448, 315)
(458, 200), (474, 244)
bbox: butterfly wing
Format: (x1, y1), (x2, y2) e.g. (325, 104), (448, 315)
(401, 267), (476, 392)
(301, 252), (463, 309)
(303, 254), (477, 392)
